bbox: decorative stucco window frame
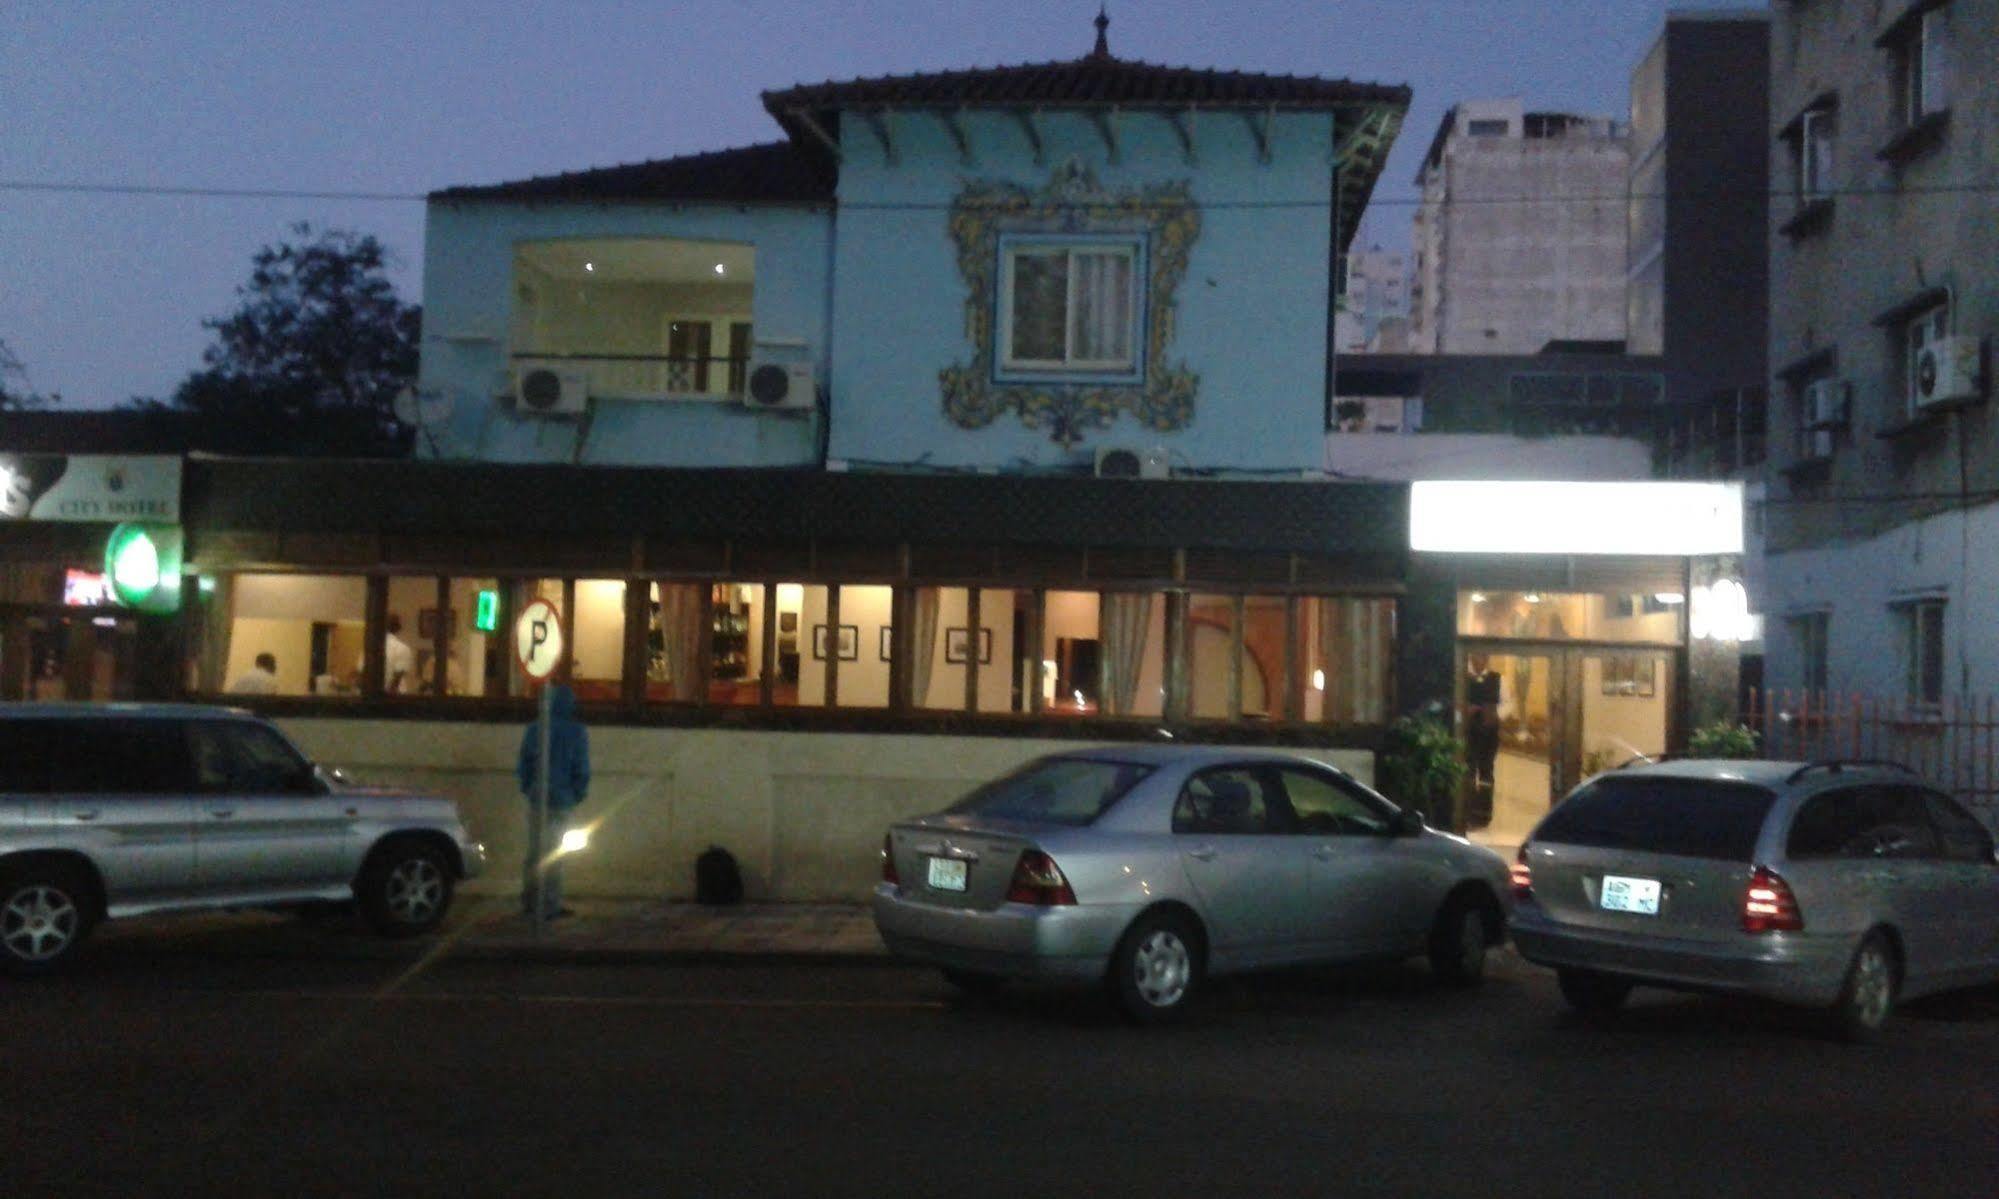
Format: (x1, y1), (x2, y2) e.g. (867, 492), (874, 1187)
(993, 231), (1149, 386)
(941, 161), (1200, 448)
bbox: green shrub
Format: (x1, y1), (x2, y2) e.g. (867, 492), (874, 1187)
(1688, 721), (1760, 759)
(1377, 714), (1468, 825)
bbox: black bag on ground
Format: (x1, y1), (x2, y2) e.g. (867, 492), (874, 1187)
(695, 845), (744, 906)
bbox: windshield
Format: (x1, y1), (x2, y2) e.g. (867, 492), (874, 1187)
(947, 757), (1154, 827)
(1535, 776), (1777, 862)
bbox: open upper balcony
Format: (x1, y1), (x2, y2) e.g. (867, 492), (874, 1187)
(510, 237), (756, 402)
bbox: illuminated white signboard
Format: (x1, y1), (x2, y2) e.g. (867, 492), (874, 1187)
(1409, 481), (1743, 556)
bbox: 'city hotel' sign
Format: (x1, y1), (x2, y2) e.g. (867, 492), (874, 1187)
(0, 454), (181, 523)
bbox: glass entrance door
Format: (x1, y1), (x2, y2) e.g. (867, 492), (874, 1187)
(1462, 650), (1562, 846)
(1577, 650), (1672, 778)
(1459, 644), (1676, 846)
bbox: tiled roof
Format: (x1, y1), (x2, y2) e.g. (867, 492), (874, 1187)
(761, 55), (1410, 113)
(430, 141), (832, 205)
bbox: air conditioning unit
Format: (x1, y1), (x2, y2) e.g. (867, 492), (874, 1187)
(1802, 378), (1849, 431)
(513, 362), (589, 416)
(1912, 336), (1985, 412)
(1094, 446), (1171, 479)
(742, 359), (816, 411)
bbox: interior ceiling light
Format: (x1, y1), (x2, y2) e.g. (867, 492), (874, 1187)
(584, 262), (595, 272)
(713, 263), (726, 275)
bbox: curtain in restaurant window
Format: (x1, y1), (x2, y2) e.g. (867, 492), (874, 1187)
(911, 588), (941, 707)
(1071, 251), (1133, 363)
(658, 584), (704, 703)
(1101, 592), (1152, 716)
(198, 574), (233, 693)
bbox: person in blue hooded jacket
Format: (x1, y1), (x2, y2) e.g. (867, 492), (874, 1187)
(517, 683), (590, 919)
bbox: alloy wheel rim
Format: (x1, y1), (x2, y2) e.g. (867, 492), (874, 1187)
(1853, 948), (1892, 1027)
(1458, 910), (1485, 974)
(2, 885), (80, 962)
(385, 860), (443, 923)
(1133, 929), (1191, 1007)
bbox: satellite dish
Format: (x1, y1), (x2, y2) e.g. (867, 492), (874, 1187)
(394, 386), (455, 427)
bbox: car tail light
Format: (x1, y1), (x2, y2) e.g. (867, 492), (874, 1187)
(1006, 850), (1077, 906)
(881, 834), (900, 886)
(1742, 866), (1803, 933)
(1510, 845), (1533, 900)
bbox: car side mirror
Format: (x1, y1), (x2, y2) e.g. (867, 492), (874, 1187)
(1392, 809), (1425, 837)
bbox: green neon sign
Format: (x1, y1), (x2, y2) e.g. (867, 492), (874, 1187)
(474, 589), (499, 633)
(103, 522), (184, 614)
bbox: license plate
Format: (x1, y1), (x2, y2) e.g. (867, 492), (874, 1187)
(1600, 874), (1662, 915)
(926, 857), (968, 892)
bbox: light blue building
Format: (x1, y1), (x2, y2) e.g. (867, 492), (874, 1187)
(419, 19), (1408, 474)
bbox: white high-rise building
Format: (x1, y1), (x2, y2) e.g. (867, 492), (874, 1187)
(1334, 246), (1411, 353)
(1408, 98), (1631, 354)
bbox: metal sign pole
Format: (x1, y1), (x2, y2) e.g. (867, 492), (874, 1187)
(532, 681), (552, 936)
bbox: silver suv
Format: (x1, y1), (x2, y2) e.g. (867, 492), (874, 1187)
(0, 705), (485, 974)
(1509, 759), (1999, 1039)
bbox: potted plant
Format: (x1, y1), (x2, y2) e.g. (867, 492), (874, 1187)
(1376, 712), (1469, 829)
(1687, 720), (1760, 759)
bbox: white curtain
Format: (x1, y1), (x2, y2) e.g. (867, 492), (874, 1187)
(1101, 593), (1152, 716)
(1321, 598), (1392, 724)
(911, 589), (941, 707)
(1070, 252), (1133, 363)
(658, 585), (704, 703)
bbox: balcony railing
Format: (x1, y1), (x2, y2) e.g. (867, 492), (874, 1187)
(512, 353), (750, 400)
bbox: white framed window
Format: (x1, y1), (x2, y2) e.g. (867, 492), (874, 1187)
(1904, 302), (1949, 416)
(1900, 9), (1950, 126)
(1900, 598), (1946, 708)
(1795, 372), (1841, 461)
(1799, 108), (1835, 201)
(998, 239), (1143, 377)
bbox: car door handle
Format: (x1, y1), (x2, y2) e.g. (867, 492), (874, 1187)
(210, 809), (236, 820)
(1185, 845), (1218, 862)
(73, 810), (100, 822)
(1312, 845), (1338, 862)
(344, 807), (359, 818)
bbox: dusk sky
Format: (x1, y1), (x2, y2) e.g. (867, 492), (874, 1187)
(3, 0), (1754, 409)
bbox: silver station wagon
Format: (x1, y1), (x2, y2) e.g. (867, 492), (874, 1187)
(0, 705), (486, 974)
(874, 746), (1512, 1023)
(1509, 759), (1999, 1039)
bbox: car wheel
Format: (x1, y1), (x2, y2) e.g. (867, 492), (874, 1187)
(0, 865), (95, 976)
(357, 842), (454, 938)
(1830, 932), (1897, 1043)
(1427, 892), (1491, 988)
(1558, 968), (1632, 1015)
(1107, 910), (1204, 1026)
(940, 968), (1007, 997)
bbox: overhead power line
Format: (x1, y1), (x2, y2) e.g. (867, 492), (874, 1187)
(2, 178), (1995, 209)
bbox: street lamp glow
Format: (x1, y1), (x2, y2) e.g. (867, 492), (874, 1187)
(558, 827), (590, 855)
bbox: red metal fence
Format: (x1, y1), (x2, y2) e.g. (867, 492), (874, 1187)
(1744, 690), (1999, 815)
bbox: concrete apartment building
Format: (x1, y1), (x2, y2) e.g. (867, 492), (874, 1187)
(1762, 0), (1996, 706)
(1408, 98), (1631, 354)
(1629, 11), (1771, 415)
(1335, 246), (1411, 353)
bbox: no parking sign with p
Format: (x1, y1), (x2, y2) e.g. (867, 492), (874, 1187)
(514, 597), (564, 681)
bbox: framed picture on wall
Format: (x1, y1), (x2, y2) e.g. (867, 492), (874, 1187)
(778, 611), (798, 634)
(944, 627), (993, 665)
(812, 623), (858, 661)
(878, 626), (894, 661)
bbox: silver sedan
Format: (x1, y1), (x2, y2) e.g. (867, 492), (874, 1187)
(873, 746), (1512, 1023)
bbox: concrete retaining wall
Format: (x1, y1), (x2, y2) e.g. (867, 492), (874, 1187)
(278, 719), (1374, 903)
